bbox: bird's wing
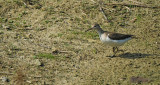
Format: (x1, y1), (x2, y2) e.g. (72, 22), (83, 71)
(108, 32), (134, 40)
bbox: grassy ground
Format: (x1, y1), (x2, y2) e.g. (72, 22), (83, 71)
(0, 0), (160, 84)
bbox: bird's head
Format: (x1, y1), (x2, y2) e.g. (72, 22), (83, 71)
(85, 24), (101, 32)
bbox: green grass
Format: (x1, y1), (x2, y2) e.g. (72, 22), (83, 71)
(35, 53), (55, 59)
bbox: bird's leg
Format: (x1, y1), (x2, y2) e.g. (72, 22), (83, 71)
(111, 47), (116, 57)
(115, 47), (118, 52)
(116, 47), (124, 53)
(114, 47), (119, 54)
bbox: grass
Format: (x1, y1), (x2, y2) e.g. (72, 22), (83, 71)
(13, 69), (26, 85)
(35, 53), (55, 59)
(0, 0), (160, 84)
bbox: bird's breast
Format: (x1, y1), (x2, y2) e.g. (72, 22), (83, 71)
(100, 33), (107, 42)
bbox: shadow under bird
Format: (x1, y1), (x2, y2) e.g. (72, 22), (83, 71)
(86, 24), (135, 57)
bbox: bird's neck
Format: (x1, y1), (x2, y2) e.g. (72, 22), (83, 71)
(96, 28), (104, 35)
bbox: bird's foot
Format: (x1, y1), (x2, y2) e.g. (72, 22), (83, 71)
(110, 55), (116, 58)
(119, 50), (124, 53)
(118, 49), (124, 52)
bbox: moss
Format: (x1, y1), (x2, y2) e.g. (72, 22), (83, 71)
(35, 53), (55, 59)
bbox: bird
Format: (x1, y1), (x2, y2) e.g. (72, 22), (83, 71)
(85, 24), (135, 57)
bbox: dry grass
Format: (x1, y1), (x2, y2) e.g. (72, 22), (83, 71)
(13, 69), (27, 85)
(0, 0), (160, 84)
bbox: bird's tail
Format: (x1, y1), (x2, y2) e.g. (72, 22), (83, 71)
(131, 35), (138, 39)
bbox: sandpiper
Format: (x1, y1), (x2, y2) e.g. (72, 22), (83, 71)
(86, 24), (135, 57)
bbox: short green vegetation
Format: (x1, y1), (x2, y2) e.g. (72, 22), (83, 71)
(35, 53), (55, 59)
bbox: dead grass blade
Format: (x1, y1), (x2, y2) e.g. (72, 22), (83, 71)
(105, 3), (160, 9)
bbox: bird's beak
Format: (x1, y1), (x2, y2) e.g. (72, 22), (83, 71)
(85, 28), (93, 32)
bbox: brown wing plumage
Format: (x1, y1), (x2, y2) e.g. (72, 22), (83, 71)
(108, 32), (134, 40)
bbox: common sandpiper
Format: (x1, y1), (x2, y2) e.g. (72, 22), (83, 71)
(86, 24), (135, 57)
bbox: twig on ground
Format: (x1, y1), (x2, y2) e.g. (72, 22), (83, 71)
(105, 3), (160, 8)
(128, 0), (144, 4)
(0, 72), (14, 75)
(99, 1), (110, 22)
(99, 7), (108, 21)
(125, 6), (131, 12)
(23, 2), (27, 6)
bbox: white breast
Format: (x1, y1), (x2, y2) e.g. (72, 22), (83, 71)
(100, 34), (131, 47)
